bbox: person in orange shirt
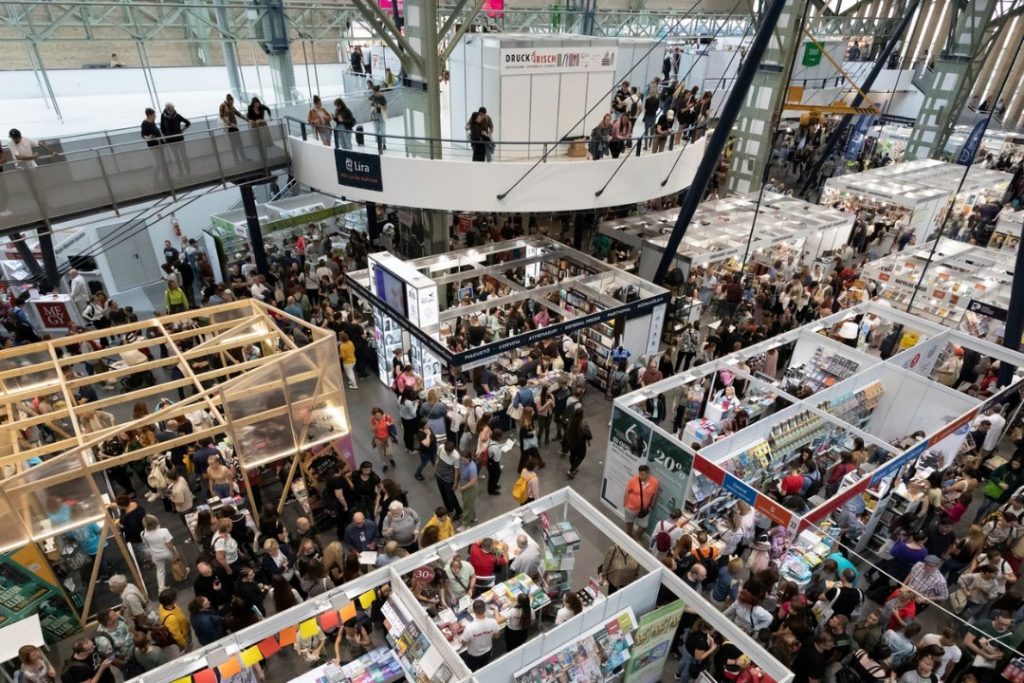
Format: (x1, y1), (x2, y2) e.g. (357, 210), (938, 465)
(623, 465), (659, 539)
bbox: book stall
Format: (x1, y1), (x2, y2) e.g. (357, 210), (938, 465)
(345, 239), (669, 397)
(135, 488), (794, 683)
(602, 301), (1024, 586)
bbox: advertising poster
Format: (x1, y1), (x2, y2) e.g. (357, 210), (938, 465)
(499, 47), (617, 74)
(1, 545), (81, 643)
(644, 429), (693, 534)
(601, 407), (652, 516)
(624, 600), (685, 683)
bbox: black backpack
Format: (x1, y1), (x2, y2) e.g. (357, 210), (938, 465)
(693, 547), (719, 583)
(628, 95), (641, 118)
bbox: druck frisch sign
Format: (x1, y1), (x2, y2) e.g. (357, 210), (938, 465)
(499, 47), (617, 74)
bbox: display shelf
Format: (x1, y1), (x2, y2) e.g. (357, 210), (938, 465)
(782, 346), (860, 394)
(817, 381), (884, 429)
(512, 608), (638, 683)
(295, 647), (404, 683)
(381, 597), (455, 683)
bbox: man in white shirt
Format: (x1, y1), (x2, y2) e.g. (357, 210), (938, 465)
(509, 534), (541, 578)
(918, 628), (962, 682)
(7, 129), (57, 169)
(974, 406), (1006, 455)
(250, 275), (271, 302)
(68, 269), (90, 313)
(459, 599), (499, 671)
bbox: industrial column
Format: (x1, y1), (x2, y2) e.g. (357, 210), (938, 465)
(215, 1), (246, 98)
(725, 0), (810, 195)
(349, 0), (486, 254)
(240, 185), (270, 277)
(254, 0), (298, 103)
(37, 227), (59, 291)
(903, 0), (1002, 160)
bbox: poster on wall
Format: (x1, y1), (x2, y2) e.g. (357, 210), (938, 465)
(601, 407), (652, 516)
(624, 600), (685, 683)
(644, 429), (693, 534)
(1, 545), (81, 643)
(499, 47), (618, 74)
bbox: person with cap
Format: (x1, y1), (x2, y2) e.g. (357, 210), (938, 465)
(904, 554), (949, 602)
(7, 128), (58, 169)
(934, 346), (964, 387)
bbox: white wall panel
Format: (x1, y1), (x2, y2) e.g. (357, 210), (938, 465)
(557, 73), (589, 138)
(530, 73), (560, 156)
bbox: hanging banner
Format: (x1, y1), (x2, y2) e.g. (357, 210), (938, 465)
(802, 42), (823, 66)
(956, 118), (990, 166)
(601, 407), (653, 517)
(644, 429), (694, 534)
(844, 114), (874, 161)
(1, 546), (81, 643)
(500, 47), (618, 74)
(624, 600), (685, 683)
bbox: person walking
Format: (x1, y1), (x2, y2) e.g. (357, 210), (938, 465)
(218, 94), (247, 163)
(339, 332), (358, 389)
(333, 97), (356, 150)
(369, 86), (388, 152)
(436, 439), (463, 519)
(414, 419), (438, 481)
(563, 405), (592, 479)
(370, 407), (396, 471)
(623, 465), (659, 538)
(246, 97), (272, 127)
(485, 429), (509, 495)
(307, 95), (333, 146)
(459, 452), (480, 527)
(140, 514), (180, 592)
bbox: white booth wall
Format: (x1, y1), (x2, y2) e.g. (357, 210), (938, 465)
(448, 34), (659, 158)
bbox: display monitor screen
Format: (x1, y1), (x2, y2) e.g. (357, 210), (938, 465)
(373, 265), (407, 317)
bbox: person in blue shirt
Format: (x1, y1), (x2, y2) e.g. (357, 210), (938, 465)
(344, 512), (380, 553)
(827, 552), (859, 580)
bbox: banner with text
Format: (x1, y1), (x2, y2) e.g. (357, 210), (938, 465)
(601, 407), (653, 518)
(644, 429), (694, 534)
(500, 47), (618, 74)
(624, 600), (685, 683)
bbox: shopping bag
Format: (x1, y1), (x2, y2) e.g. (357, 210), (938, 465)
(1003, 657), (1024, 683)
(171, 557), (190, 582)
(983, 480), (1006, 500)
(949, 587), (968, 614)
(507, 403), (524, 421)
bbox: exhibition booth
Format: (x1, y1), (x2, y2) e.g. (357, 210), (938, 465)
(0, 301), (353, 639)
(602, 301), (1024, 584)
(345, 238), (669, 398)
(991, 205), (1023, 253)
(860, 237), (1013, 339)
(822, 159), (1012, 244)
(448, 34), (663, 159)
(134, 487), (794, 683)
(209, 191), (366, 264)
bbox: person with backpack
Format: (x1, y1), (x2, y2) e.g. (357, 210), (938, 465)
(599, 543), (640, 594)
(691, 531), (721, 585)
(93, 608), (133, 673)
(563, 405), (592, 480)
(512, 458), (540, 506)
(821, 569), (863, 619)
(61, 638), (115, 683)
(650, 509), (685, 558)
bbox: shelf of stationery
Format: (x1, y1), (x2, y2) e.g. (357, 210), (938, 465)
(816, 380), (884, 429)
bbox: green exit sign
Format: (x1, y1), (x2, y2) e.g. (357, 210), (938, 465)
(803, 43), (823, 66)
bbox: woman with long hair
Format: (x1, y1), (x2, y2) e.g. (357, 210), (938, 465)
(517, 407), (541, 470)
(562, 406), (592, 479)
(323, 541), (346, 586)
(501, 593), (533, 650)
(270, 574), (301, 614)
(535, 385), (555, 446)
(942, 523), (986, 584)
(398, 387), (420, 455)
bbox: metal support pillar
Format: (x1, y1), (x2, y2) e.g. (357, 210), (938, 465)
(28, 42), (62, 123)
(256, 0), (298, 104)
(215, 2), (245, 98)
(240, 184), (269, 277)
(37, 226), (59, 292)
(799, 0), (921, 196)
(904, 0), (1000, 160)
(725, 0), (809, 195)
(655, 0), (788, 285)
(999, 221), (1024, 386)
(366, 201), (381, 245)
(12, 233), (43, 281)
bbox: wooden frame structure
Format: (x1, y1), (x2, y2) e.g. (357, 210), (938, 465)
(0, 300), (351, 625)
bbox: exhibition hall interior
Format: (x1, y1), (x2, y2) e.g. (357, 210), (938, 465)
(6, 0), (1024, 682)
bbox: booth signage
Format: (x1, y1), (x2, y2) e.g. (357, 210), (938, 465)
(335, 150), (384, 192)
(34, 300), (72, 328)
(927, 410), (977, 448)
(870, 440), (927, 486)
(454, 291), (670, 365)
(692, 455), (725, 484)
(722, 473), (757, 506)
(601, 407), (653, 516)
(967, 298), (1008, 322)
(802, 42), (823, 66)
(499, 47), (618, 74)
(624, 600), (685, 683)
(645, 429), (693, 534)
(957, 118), (990, 166)
(755, 493), (792, 527)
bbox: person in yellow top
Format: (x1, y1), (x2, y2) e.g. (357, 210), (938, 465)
(158, 588), (192, 651)
(339, 332), (358, 389)
(164, 279), (189, 314)
(421, 506), (456, 544)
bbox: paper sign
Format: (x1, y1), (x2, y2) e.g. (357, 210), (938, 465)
(218, 657), (242, 679)
(171, 677), (191, 683)
(277, 625), (298, 647)
(257, 636), (280, 658)
(240, 646), (264, 667)
(319, 609), (341, 632)
(193, 671), (216, 683)
(299, 618), (320, 639)
(358, 589), (377, 609)
(339, 601), (358, 623)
